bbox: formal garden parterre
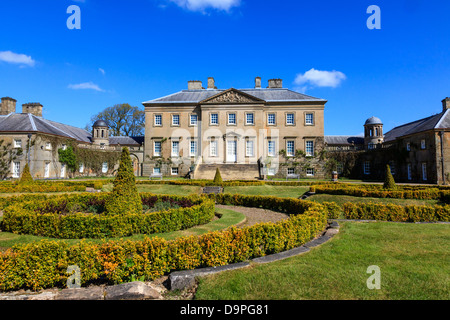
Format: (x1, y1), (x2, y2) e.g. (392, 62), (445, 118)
(0, 150), (448, 294)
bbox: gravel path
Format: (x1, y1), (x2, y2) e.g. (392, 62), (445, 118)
(216, 204), (290, 227)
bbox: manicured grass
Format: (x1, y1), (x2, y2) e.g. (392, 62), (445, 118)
(224, 185), (310, 198)
(195, 221), (450, 300)
(102, 183), (202, 195)
(308, 193), (440, 206)
(0, 207), (245, 251)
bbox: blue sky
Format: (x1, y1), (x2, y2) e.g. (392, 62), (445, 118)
(0, 0), (449, 135)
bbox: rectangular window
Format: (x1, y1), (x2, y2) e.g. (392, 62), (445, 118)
(14, 139), (22, 148)
(246, 113), (254, 125)
(287, 168), (295, 175)
(286, 140), (295, 157)
(12, 161), (20, 178)
(60, 164), (66, 178)
(267, 168), (276, 176)
(306, 168), (315, 176)
(407, 163), (412, 180)
(44, 162), (50, 178)
(62, 144), (67, 150)
(153, 167), (161, 174)
(154, 141), (161, 157)
(190, 140), (197, 157)
(286, 113), (295, 125)
(421, 139), (426, 149)
(305, 113), (314, 125)
(190, 114), (198, 126)
(228, 113), (236, 125)
(102, 162), (108, 173)
(305, 141), (314, 156)
(210, 140), (218, 157)
(406, 142), (411, 151)
(171, 167), (179, 175)
(268, 140), (276, 156)
(422, 163), (427, 181)
(172, 114), (180, 126)
(171, 141), (179, 157)
(154, 114), (162, 126)
(79, 163), (84, 173)
(246, 140), (254, 157)
(210, 113), (218, 125)
(45, 142), (52, 150)
(364, 161), (371, 175)
(100, 143), (105, 150)
(267, 113), (276, 125)
(389, 161), (396, 175)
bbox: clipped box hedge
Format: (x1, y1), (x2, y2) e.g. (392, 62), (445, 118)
(0, 193), (215, 239)
(0, 194), (328, 291)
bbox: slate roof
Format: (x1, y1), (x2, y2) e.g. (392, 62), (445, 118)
(109, 136), (144, 146)
(365, 116), (383, 125)
(143, 88), (326, 104)
(325, 135), (364, 145)
(384, 109), (450, 142)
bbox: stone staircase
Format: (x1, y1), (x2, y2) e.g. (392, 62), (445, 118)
(193, 163), (261, 180)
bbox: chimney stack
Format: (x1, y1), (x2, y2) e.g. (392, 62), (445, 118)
(267, 78), (283, 89)
(0, 97), (17, 115)
(255, 77), (261, 89)
(188, 80), (203, 90)
(442, 97), (450, 112)
(22, 103), (43, 117)
(207, 77), (216, 89)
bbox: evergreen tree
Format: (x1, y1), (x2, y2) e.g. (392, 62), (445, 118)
(18, 163), (33, 184)
(383, 164), (397, 190)
(213, 168), (223, 185)
(105, 147), (142, 215)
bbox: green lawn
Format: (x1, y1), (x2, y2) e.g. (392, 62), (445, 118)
(308, 193), (441, 206)
(195, 221), (450, 300)
(224, 185), (309, 198)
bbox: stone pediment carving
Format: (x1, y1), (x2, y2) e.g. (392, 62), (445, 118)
(201, 89), (264, 104)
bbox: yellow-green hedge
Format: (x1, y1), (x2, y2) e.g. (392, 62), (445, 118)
(1, 193), (214, 239)
(0, 195), (328, 291)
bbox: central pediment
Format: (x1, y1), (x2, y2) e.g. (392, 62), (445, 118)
(200, 88), (265, 104)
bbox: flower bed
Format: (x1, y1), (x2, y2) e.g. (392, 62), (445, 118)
(0, 193), (215, 239)
(0, 194), (328, 291)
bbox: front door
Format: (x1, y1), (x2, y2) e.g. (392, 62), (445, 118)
(226, 140), (237, 163)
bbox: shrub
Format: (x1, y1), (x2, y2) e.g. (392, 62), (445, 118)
(213, 168), (223, 185)
(383, 165), (396, 190)
(105, 147), (142, 215)
(18, 163), (33, 185)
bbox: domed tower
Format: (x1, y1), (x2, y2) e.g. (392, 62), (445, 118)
(364, 116), (384, 150)
(92, 120), (110, 147)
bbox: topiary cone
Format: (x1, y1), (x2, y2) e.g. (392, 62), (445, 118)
(213, 167), (223, 185)
(383, 164), (397, 190)
(105, 147), (142, 215)
(18, 163), (34, 185)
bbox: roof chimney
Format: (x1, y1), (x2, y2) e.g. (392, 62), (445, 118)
(188, 80), (203, 90)
(207, 77), (217, 89)
(0, 97), (17, 115)
(22, 103), (43, 117)
(255, 77), (261, 89)
(442, 97), (450, 112)
(267, 78), (283, 89)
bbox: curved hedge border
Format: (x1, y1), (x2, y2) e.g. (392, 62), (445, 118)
(0, 195), (328, 291)
(0, 193), (215, 239)
(0, 180), (105, 193)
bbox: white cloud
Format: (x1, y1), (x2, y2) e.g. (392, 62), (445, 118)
(294, 68), (346, 91)
(168, 0), (241, 12)
(68, 82), (104, 92)
(0, 51), (35, 67)
(99, 68), (105, 75)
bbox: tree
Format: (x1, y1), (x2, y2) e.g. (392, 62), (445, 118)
(105, 147), (142, 215)
(383, 164), (397, 190)
(213, 168), (223, 185)
(18, 163), (33, 184)
(87, 103), (145, 136)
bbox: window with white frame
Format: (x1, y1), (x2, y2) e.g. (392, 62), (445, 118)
(286, 140), (295, 157)
(154, 141), (161, 157)
(190, 114), (198, 126)
(45, 142), (52, 150)
(44, 162), (50, 178)
(305, 140), (314, 156)
(228, 113), (236, 125)
(422, 163), (427, 181)
(102, 162), (108, 173)
(267, 167), (276, 176)
(268, 140), (276, 156)
(267, 113), (276, 125)
(60, 164), (66, 178)
(246, 113), (254, 125)
(210, 113), (218, 125)
(406, 142), (411, 151)
(12, 161), (20, 178)
(407, 163), (412, 180)
(154, 114), (162, 126)
(171, 141), (179, 157)
(364, 161), (371, 175)
(171, 167), (179, 175)
(306, 168), (314, 176)
(421, 139), (426, 149)
(153, 167), (161, 174)
(190, 140), (197, 157)
(305, 113), (314, 125)
(79, 163), (84, 173)
(246, 140), (254, 157)
(286, 113), (295, 125)
(62, 144), (67, 150)
(389, 161), (396, 175)
(210, 140), (218, 157)
(172, 114), (180, 126)
(287, 168), (295, 175)
(14, 139), (22, 148)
